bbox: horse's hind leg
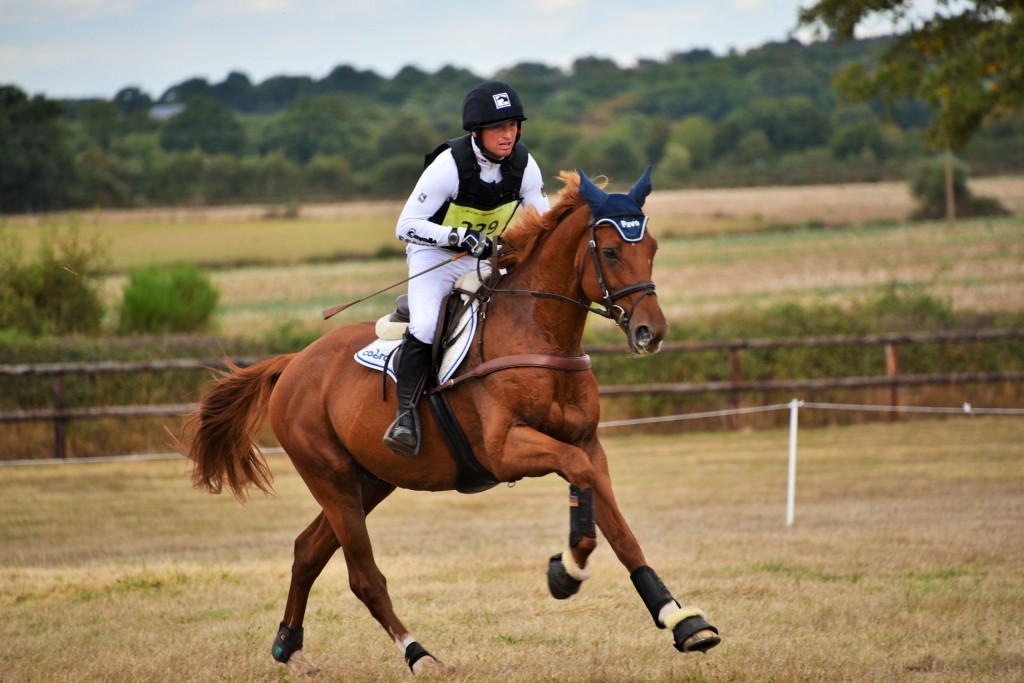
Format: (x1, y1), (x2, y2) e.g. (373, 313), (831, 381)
(273, 474), (398, 674)
(300, 468), (444, 675)
(273, 511), (338, 673)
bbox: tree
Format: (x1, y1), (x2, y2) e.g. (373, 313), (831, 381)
(113, 87), (152, 116)
(0, 86), (76, 213)
(78, 100), (121, 150)
(213, 71), (257, 112)
(670, 115), (716, 169)
(258, 95), (375, 165)
(159, 97), (246, 155)
(714, 96), (831, 157)
(798, 1), (1024, 150)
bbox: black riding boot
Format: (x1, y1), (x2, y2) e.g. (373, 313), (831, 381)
(383, 331), (433, 457)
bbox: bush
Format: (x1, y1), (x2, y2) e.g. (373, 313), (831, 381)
(909, 156), (1009, 220)
(0, 223), (107, 335)
(118, 264), (219, 334)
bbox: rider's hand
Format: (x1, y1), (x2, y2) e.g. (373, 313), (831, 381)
(448, 228), (493, 259)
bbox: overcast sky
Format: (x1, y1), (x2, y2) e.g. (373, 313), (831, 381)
(2, 0), (917, 101)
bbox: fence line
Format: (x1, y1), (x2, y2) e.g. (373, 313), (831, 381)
(4, 398), (1021, 529)
(2, 328), (1021, 459)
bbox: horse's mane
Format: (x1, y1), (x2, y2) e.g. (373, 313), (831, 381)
(498, 170), (606, 271)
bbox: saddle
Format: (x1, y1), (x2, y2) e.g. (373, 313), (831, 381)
(355, 273), (500, 494)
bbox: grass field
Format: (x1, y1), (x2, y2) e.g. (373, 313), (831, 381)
(110, 213), (1020, 339)
(2, 419), (1022, 682)
(5, 175), (1024, 267)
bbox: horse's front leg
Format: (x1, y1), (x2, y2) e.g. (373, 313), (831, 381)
(587, 440), (721, 654)
(488, 425), (600, 598)
(546, 484), (598, 600)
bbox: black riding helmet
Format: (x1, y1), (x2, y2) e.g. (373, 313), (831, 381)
(462, 81), (527, 130)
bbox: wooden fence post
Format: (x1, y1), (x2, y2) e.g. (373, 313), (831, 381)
(885, 343), (899, 422)
(729, 346), (742, 430)
(53, 374), (68, 459)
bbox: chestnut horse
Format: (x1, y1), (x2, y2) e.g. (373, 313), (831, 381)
(180, 169), (719, 676)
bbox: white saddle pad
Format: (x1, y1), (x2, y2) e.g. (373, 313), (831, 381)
(354, 298), (478, 384)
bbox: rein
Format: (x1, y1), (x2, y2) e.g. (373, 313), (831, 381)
(429, 218), (655, 393)
(427, 353), (591, 394)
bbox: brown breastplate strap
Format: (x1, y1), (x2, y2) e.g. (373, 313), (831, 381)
(428, 353), (592, 394)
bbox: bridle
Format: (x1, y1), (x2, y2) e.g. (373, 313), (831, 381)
(477, 220), (657, 331)
(583, 221), (657, 328)
(435, 215), (659, 392)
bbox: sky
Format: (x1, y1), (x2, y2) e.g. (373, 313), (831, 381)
(1, 0), (905, 101)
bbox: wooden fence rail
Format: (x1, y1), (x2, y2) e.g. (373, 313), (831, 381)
(2, 330), (1021, 459)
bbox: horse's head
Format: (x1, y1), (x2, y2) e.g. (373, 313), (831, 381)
(577, 167), (668, 355)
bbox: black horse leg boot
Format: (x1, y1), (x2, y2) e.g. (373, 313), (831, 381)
(383, 331), (433, 457)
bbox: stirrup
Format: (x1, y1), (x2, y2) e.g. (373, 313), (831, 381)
(384, 410), (420, 457)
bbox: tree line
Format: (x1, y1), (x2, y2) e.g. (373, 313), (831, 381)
(3, 35), (1023, 214)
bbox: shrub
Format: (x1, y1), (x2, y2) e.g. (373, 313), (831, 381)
(118, 264), (219, 334)
(0, 223), (107, 336)
(909, 156), (1009, 220)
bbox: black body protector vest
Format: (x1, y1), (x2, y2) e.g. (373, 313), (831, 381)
(424, 135), (529, 238)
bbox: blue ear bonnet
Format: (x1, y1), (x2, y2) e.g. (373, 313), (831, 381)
(577, 166), (652, 242)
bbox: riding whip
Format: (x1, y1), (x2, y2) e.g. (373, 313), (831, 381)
(321, 252), (467, 319)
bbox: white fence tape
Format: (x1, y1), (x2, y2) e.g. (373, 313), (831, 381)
(600, 399), (1024, 527)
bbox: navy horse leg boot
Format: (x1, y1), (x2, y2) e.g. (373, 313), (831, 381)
(383, 331), (433, 457)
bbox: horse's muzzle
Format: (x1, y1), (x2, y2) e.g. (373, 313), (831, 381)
(628, 322), (664, 355)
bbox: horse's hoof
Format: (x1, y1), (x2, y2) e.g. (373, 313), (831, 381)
(682, 629), (721, 653)
(672, 615), (720, 653)
(285, 650), (322, 675)
(547, 553), (582, 600)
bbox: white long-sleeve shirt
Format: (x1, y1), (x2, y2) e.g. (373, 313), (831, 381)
(395, 137), (549, 247)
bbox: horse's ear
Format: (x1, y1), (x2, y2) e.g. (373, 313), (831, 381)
(628, 165), (653, 208)
(577, 168), (607, 212)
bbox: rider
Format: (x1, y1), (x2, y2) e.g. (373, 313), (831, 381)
(384, 80), (550, 457)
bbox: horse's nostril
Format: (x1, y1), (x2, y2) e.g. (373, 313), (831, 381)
(635, 326), (652, 347)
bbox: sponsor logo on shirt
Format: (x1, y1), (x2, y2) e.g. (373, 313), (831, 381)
(401, 228), (438, 245)
(417, 192), (428, 203)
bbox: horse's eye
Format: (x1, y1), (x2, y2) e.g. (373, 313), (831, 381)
(601, 247), (618, 261)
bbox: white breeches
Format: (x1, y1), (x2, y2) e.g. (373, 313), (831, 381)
(405, 245), (488, 344)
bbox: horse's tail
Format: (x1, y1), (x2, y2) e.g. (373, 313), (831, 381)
(177, 354), (296, 501)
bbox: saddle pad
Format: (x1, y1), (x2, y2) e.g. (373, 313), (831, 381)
(354, 299), (478, 384)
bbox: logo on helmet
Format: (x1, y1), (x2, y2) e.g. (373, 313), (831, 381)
(492, 93), (511, 110)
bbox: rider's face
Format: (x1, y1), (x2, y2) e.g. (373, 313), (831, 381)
(476, 120), (520, 159)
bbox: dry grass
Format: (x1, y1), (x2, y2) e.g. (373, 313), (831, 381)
(187, 214), (1022, 338)
(5, 176), (1023, 268)
(653, 215), (1024, 321)
(1, 418), (1022, 682)
(646, 176), (1024, 235)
